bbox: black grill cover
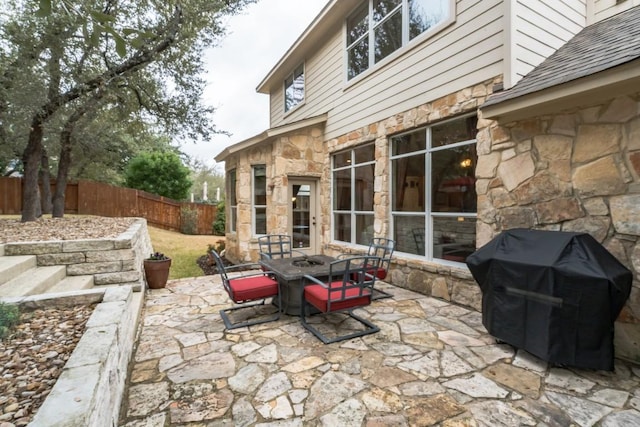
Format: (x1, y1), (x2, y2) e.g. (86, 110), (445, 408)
(467, 228), (632, 371)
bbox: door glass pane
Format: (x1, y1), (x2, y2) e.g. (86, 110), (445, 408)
(433, 216), (476, 263)
(292, 185), (310, 249)
(333, 169), (351, 210)
(409, 0), (448, 40)
(393, 215), (425, 255)
(374, 9), (402, 63)
(334, 213), (352, 243)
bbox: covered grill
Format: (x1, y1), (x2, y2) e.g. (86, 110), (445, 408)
(467, 228), (632, 371)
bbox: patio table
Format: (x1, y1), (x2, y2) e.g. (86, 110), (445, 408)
(259, 255), (338, 316)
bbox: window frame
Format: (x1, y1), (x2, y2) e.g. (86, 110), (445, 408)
(331, 143), (376, 246)
(389, 114), (477, 265)
(228, 169), (237, 234)
(345, 0), (454, 82)
(252, 165), (267, 236)
(284, 63), (305, 114)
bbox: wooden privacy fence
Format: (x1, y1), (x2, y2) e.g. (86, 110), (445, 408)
(0, 177), (218, 235)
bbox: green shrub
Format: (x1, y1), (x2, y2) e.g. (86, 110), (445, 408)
(212, 200), (225, 236)
(0, 303), (20, 340)
(180, 206), (198, 235)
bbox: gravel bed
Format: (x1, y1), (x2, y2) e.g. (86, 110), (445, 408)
(0, 305), (95, 426)
(0, 216), (137, 243)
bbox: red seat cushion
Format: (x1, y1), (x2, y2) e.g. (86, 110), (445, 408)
(228, 275), (278, 303)
(305, 281), (372, 313)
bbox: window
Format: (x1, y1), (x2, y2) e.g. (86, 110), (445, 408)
(228, 169), (237, 233)
(347, 0), (450, 80)
(252, 165), (267, 235)
(332, 144), (375, 245)
(391, 115), (477, 263)
(284, 64), (305, 112)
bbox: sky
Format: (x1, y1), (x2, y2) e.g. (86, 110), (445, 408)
(181, 0), (329, 169)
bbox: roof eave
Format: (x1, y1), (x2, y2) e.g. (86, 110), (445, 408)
(214, 113), (329, 162)
(256, 0), (360, 94)
(481, 61), (640, 123)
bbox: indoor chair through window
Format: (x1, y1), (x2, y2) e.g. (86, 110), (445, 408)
(211, 250), (281, 330)
(300, 255), (381, 344)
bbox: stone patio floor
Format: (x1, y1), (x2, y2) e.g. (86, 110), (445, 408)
(119, 274), (640, 426)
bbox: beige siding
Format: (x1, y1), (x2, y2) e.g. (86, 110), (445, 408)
(270, 32), (343, 127)
(509, 0), (586, 87)
(269, 0), (506, 141)
(592, 0), (640, 22)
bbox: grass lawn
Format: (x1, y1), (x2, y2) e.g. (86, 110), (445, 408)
(147, 226), (224, 279)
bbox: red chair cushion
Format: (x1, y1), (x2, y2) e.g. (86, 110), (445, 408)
(228, 275), (278, 303)
(305, 281), (372, 313)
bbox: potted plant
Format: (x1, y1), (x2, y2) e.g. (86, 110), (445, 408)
(143, 252), (171, 289)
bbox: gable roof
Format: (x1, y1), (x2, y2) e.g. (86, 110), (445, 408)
(482, 6), (640, 117)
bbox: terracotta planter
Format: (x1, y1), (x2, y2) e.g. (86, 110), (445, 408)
(143, 258), (172, 289)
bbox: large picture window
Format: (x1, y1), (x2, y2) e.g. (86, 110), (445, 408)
(228, 169), (237, 233)
(332, 144), (375, 245)
(284, 64), (305, 112)
(347, 0), (450, 80)
(252, 165), (267, 235)
(391, 115), (477, 263)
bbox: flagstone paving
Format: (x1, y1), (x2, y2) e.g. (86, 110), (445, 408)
(119, 274), (640, 426)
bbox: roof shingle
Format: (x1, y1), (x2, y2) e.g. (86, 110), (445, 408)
(483, 6), (640, 108)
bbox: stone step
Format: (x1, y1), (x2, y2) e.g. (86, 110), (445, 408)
(0, 265), (67, 298)
(0, 255), (37, 287)
(46, 275), (95, 294)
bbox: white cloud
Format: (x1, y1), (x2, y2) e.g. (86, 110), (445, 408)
(181, 0), (329, 167)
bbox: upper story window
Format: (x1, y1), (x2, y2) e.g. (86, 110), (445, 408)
(228, 169), (237, 233)
(347, 0), (450, 80)
(284, 64), (305, 113)
(252, 165), (267, 235)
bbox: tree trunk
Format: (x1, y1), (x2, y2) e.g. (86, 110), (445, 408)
(40, 150), (52, 214)
(21, 120), (44, 222)
(52, 127), (74, 218)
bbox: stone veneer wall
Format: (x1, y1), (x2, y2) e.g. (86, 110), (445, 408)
(224, 127), (325, 264)
(3, 218), (154, 290)
(476, 93), (640, 363)
(322, 77), (502, 311)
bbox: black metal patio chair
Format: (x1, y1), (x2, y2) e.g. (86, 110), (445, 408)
(300, 255), (381, 344)
(258, 234), (306, 261)
(211, 249), (281, 330)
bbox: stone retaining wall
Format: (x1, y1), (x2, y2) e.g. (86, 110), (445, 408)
(19, 286), (145, 427)
(3, 218), (154, 290)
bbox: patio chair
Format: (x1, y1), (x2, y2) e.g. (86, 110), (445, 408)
(300, 255), (381, 344)
(210, 249), (281, 330)
(258, 234), (306, 266)
(339, 238), (395, 299)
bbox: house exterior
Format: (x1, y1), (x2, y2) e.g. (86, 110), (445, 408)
(215, 0), (640, 362)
